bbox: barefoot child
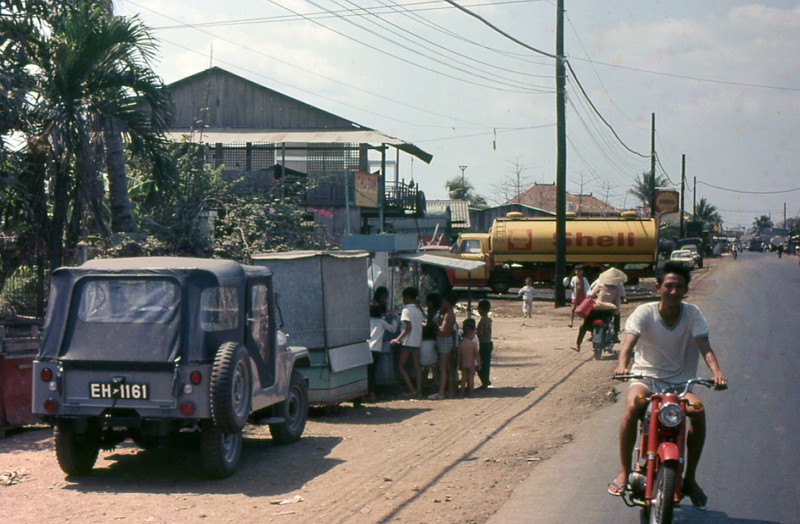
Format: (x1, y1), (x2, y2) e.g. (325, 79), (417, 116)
(457, 318), (480, 396)
(476, 299), (493, 389)
(518, 277), (535, 318)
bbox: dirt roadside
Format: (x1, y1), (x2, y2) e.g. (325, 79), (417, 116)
(0, 268), (715, 524)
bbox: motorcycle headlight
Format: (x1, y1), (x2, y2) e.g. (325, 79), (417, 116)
(658, 403), (684, 428)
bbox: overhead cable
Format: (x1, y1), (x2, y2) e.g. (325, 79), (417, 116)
(697, 181), (800, 195)
(565, 60), (649, 158)
(569, 56), (800, 92)
(442, 0), (557, 59)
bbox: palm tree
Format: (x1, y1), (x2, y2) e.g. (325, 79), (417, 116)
(446, 176), (486, 207)
(29, 1), (172, 265)
(694, 197), (722, 228)
(629, 171), (669, 209)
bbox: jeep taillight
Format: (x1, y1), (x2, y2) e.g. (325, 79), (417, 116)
(179, 401), (195, 416)
(40, 368), (53, 381)
(593, 319), (605, 327)
(43, 398), (58, 413)
(189, 371), (202, 385)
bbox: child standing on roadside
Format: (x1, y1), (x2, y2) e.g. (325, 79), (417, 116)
(429, 293), (457, 400)
(476, 299), (493, 389)
(518, 277), (535, 318)
(391, 287), (424, 397)
(457, 318), (480, 396)
(563, 265), (590, 328)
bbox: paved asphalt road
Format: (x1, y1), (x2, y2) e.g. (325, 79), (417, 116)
(489, 252), (800, 524)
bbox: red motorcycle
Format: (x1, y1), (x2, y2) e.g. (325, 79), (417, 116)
(612, 375), (726, 523)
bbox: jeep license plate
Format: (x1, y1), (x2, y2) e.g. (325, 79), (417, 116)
(89, 382), (149, 400)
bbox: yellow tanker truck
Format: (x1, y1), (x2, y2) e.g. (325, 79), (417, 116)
(423, 213), (658, 293)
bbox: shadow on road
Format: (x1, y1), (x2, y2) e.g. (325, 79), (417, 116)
(673, 507), (781, 523)
(62, 434), (343, 497)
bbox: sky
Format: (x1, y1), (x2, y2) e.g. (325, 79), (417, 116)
(114, 0), (800, 231)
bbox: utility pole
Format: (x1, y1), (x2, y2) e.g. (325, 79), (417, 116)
(459, 164), (468, 185)
(650, 113), (656, 217)
(554, 0), (567, 308)
(692, 176), (697, 220)
(680, 154), (686, 238)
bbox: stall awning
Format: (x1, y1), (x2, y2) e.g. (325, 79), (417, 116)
(394, 253), (485, 272)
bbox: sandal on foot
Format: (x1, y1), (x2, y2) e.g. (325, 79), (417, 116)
(683, 483), (708, 511)
(571, 346), (581, 352)
(607, 480), (627, 497)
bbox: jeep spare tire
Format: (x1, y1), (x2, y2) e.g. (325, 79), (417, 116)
(269, 370), (308, 445)
(210, 343), (252, 434)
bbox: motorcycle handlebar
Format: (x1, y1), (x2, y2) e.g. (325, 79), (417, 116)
(611, 375), (726, 391)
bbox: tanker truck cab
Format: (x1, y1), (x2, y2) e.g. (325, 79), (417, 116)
(450, 234), (492, 286)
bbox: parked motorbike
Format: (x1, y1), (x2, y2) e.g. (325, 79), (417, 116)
(591, 313), (615, 360)
(612, 374), (726, 524)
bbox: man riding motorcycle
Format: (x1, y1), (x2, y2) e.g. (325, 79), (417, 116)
(610, 261), (727, 510)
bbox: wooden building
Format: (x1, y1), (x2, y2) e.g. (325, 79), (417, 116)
(166, 67), (432, 242)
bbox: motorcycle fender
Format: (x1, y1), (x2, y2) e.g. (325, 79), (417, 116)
(657, 442), (681, 463)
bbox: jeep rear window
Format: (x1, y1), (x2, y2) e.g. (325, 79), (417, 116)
(200, 287), (239, 331)
(78, 279), (179, 323)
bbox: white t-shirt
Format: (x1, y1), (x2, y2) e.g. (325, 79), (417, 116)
(624, 302), (709, 383)
(518, 285), (535, 302)
(369, 317), (399, 352)
(399, 303), (424, 348)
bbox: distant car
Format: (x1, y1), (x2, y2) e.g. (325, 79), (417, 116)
(670, 250), (696, 269)
(682, 244), (703, 268)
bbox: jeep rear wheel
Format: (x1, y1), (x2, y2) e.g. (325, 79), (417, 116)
(199, 427), (242, 479)
(269, 371), (308, 445)
(54, 424), (99, 476)
(210, 343), (252, 434)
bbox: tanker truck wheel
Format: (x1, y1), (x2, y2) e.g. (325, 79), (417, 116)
(490, 281), (510, 294)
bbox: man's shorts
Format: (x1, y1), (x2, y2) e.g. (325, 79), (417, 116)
(436, 336), (455, 354)
(401, 345), (420, 353)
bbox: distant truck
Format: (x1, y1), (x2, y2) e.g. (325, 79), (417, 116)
(421, 213), (658, 293)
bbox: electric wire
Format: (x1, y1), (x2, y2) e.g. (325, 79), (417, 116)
(569, 56), (800, 93)
(697, 181), (800, 195)
(268, 0), (545, 94)
(565, 60), (649, 158)
(415, 123), (555, 144)
(564, 11), (640, 129)
(321, 0), (553, 92)
(442, 0), (557, 59)
(126, 0), (513, 130)
(381, 0), (553, 66)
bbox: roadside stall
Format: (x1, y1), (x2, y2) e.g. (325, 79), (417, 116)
(251, 251), (371, 406)
(0, 319), (40, 437)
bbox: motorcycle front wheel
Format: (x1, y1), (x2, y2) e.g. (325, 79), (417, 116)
(648, 460), (678, 524)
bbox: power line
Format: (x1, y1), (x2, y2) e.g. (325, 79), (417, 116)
(697, 180), (800, 195)
(442, 0), (557, 59)
(569, 56), (800, 93)
(317, 0), (553, 92)
(565, 60), (649, 158)
(415, 123), (555, 143)
(126, 0), (518, 130)
(270, 0), (545, 94)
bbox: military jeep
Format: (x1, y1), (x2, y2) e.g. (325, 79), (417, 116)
(32, 257), (310, 478)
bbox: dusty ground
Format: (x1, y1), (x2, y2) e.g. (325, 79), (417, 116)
(0, 271), (721, 524)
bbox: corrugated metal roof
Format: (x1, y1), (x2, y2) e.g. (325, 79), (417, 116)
(166, 128), (433, 164)
(395, 252), (485, 272)
(425, 199), (471, 228)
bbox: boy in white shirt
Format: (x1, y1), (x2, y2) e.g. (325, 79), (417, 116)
(391, 287), (424, 397)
